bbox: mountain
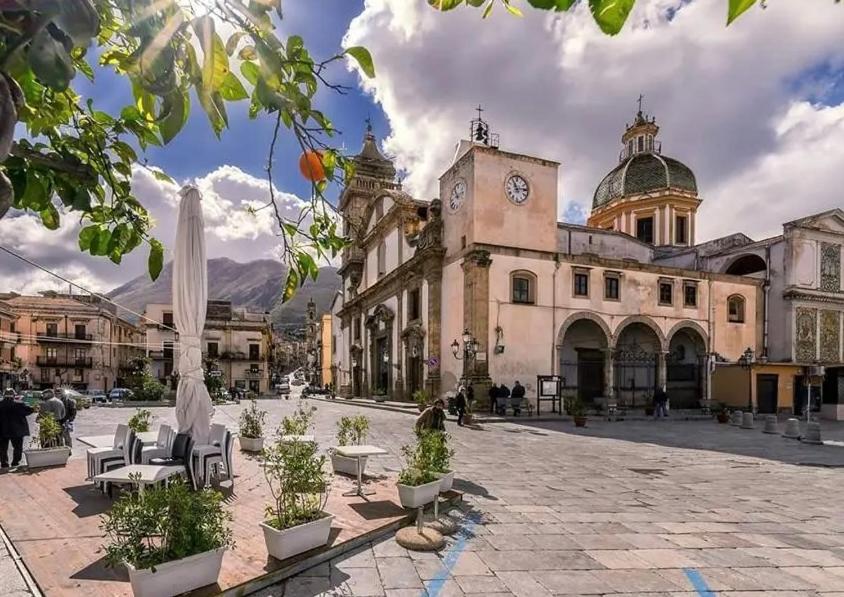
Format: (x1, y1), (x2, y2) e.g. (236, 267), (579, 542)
(107, 257), (340, 326)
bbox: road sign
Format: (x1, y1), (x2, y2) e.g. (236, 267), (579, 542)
(426, 356), (439, 369)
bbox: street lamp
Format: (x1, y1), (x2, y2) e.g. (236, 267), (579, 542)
(451, 329), (479, 361)
(738, 346), (754, 412)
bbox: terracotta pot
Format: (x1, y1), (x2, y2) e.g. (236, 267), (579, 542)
(573, 416), (587, 428)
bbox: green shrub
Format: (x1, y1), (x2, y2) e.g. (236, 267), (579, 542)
(34, 413), (62, 448)
(397, 430), (441, 487)
(413, 389), (430, 409)
(239, 400), (267, 439)
(101, 478), (233, 570)
(336, 415), (369, 446)
(279, 402), (316, 436)
(132, 375), (165, 402)
(424, 431), (454, 473)
(127, 408), (152, 433)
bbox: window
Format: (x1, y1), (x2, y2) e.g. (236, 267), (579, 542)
(75, 324), (86, 339)
(74, 368), (83, 380)
(332, 335), (336, 354)
(163, 341), (174, 360)
(9, 321), (14, 333)
(675, 215), (688, 245)
(207, 342), (219, 357)
(636, 217), (654, 244)
(162, 311), (174, 326)
(683, 282), (698, 307)
(46, 347), (57, 361)
(249, 343), (260, 360)
(374, 197), (384, 220)
(74, 348), (85, 360)
(637, 136), (644, 152)
(627, 139), (634, 156)
(659, 281), (673, 305)
(377, 241), (386, 277)
(46, 322), (58, 337)
(728, 295), (745, 323)
(250, 363), (259, 373)
(573, 271), (589, 297)
(409, 288), (421, 320)
(354, 319), (361, 342)
(511, 271), (536, 304)
(604, 274), (620, 300)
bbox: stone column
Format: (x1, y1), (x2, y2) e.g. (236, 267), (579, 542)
(462, 250), (493, 407)
(425, 266), (443, 400)
(394, 290), (404, 400)
(604, 348), (615, 402)
(657, 350), (668, 392)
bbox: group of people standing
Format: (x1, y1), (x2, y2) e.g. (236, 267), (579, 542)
(488, 381), (526, 416)
(0, 388), (76, 470)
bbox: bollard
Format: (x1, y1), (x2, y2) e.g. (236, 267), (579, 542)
(762, 415), (778, 434)
(782, 417), (801, 439)
(740, 412), (754, 429)
(731, 410), (744, 426)
(801, 421), (823, 445)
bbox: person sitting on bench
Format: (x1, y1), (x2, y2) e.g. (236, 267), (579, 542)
(511, 381), (526, 417)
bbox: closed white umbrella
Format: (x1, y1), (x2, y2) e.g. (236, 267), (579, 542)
(173, 185), (212, 445)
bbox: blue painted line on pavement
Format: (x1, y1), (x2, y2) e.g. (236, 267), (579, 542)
(423, 513), (479, 597)
(684, 567), (716, 596)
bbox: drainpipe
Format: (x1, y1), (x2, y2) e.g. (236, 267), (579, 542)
(551, 255), (561, 372)
(706, 278), (713, 405)
(763, 245), (771, 359)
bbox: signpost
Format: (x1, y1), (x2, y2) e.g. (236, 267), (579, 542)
(536, 374), (562, 415)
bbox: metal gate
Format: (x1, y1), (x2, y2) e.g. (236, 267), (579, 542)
(613, 341), (656, 408)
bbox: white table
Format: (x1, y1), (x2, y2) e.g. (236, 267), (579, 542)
(79, 431), (158, 448)
(336, 445), (388, 499)
(93, 464), (185, 495)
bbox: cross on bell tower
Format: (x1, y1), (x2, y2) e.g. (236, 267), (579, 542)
(469, 104), (499, 148)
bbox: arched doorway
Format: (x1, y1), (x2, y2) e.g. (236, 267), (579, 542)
(613, 319), (663, 408)
(558, 315), (610, 403)
(724, 254), (767, 277)
(666, 325), (707, 409)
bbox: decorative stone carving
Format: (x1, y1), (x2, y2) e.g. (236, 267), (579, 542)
(795, 307), (817, 362)
(415, 199), (443, 251)
(462, 249), (493, 269)
(821, 243), (841, 292)
(819, 310), (841, 363)
(365, 304), (395, 330)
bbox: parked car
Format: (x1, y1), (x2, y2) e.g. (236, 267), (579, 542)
(275, 381), (290, 396)
(55, 388), (91, 409)
(108, 387), (134, 402)
(89, 391), (109, 404)
(21, 390), (41, 407)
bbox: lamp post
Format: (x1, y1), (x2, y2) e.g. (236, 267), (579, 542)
(451, 329), (479, 362)
(738, 347), (754, 413)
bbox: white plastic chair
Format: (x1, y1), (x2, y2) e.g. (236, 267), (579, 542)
(87, 424), (128, 481)
(191, 424), (228, 488)
(201, 430), (234, 488)
(140, 425), (173, 464)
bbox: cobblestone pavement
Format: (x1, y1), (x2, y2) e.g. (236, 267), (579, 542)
(43, 400), (844, 595)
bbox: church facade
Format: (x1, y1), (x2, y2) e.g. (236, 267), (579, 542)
(331, 109), (844, 417)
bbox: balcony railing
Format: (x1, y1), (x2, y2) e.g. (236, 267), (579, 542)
(220, 351), (262, 361)
(244, 369), (263, 379)
(37, 333), (94, 342)
(147, 350), (174, 360)
(36, 356), (93, 368)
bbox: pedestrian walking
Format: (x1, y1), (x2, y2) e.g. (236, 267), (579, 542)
(653, 386), (669, 419)
(57, 390), (77, 448)
(488, 383), (499, 414)
(511, 380), (526, 416)
(38, 389), (65, 426)
(455, 386), (467, 427)
(0, 391), (34, 469)
(415, 398), (446, 434)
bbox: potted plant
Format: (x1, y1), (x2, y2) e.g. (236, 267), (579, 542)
(127, 408), (152, 433)
(331, 415), (370, 476)
(373, 387), (388, 402)
(413, 389), (430, 413)
(239, 400), (267, 452)
(261, 409), (333, 562)
(24, 413), (71, 468)
(396, 434), (441, 508)
(102, 478), (233, 597)
(426, 431), (455, 492)
(571, 397), (588, 427)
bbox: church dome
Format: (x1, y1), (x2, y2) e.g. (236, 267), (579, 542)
(593, 152), (697, 209)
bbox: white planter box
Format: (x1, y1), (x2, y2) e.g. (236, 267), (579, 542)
(261, 513), (334, 562)
(23, 446), (71, 469)
(239, 436), (264, 452)
(397, 479), (441, 508)
(126, 547), (225, 597)
(433, 470), (454, 493)
(331, 452), (368, 476)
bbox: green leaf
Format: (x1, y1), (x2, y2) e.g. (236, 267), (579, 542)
(72, 187), (91, 211)
(344, 46), (375, 78)
(78, 225), (99, 251)
(159, 91), (189, 144)
(148, 239), (164, 281)
(197, 87), (228, 136)
(92, 228), (111, 256)
(152, 169), (175, 184)
(588, 0), (635, 35)
(282, 268), (299, 303)
(504, 1), (523, 16)
(527, 0), (576, 9)
(219, 72), (248, 101)
(193, 16), (230, 92)
(225, 31), (246, 56)
(427, 0), (465, 11)
(20, 170), (49, 210)
(39, 204), (60, 230)
(28, 28), (75, 91)
(239, 46), (257, 61)
(727, 0), (756, 24)
(240, 61), (260, 85)
(482, 1), (494, 18)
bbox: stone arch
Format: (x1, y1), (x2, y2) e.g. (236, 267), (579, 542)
(612, 315), (666, 350)
(723, 253), (767, 276)
(666, 320), (709, 353)
(556, 311), (613, 348)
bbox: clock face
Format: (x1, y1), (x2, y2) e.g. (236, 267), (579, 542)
(449, 179), (467, 212)
(505, 174), (529, 205)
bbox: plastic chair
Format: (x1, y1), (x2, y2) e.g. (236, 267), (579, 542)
(87, 424), (128, 481)
(141, 425), (172, 464)
(201, 430), (234, 488)
(150, 433), (196, 490)
(191, 424), (228, 488)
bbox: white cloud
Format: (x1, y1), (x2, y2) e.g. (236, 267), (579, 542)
(0, 165), (311, 294)
(343, 0), (844, 240)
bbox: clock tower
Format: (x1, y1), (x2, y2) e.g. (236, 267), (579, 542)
(439, 113), (560, 258)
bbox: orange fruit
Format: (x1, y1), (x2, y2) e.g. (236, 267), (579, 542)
(299, 150), (326, 182)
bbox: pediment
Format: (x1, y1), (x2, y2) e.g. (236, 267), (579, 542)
(788, 209), (844, 234)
